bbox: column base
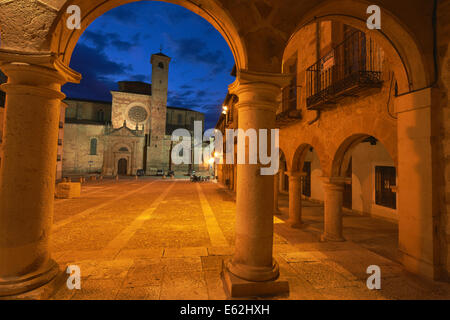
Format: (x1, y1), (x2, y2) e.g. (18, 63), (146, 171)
(0, 259), (60, 298)
(287, 219), (302, 229)
(320, 233), (345, 242)
(221, 261), (289, 298)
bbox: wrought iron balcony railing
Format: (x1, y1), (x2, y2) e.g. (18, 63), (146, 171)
(306, 30), (383, 109)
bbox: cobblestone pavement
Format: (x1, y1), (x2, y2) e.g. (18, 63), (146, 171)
(50, 178), (450, 300)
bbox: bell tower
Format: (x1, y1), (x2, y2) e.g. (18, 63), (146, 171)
(146, 52), (171, 173)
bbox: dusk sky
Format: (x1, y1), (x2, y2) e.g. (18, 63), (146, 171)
(62, 1), (236, 129)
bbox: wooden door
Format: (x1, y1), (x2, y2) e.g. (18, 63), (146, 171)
(118, 158), (128, 176)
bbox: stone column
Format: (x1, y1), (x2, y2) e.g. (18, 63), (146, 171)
(395, 88), (440, 279)
(222, 71), (290, 297)
(273, 172), (280, 215)
(287, 172), (303, 228)
(321, 177), (346, 242)
(0, 56), (79, 297)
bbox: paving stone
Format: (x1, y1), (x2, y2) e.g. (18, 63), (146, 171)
(164, 247), (208, 258)
(46, 179), (450, 300)
(159, 271), (209, 300)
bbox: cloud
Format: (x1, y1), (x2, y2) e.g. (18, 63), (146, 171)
(132, 74), (149, 82)
(63, 43), (132, 101)
(167, 36), (229, 74)
(81, 30), (140, 53)
(167, 89), (224, 128)
(103, 7), (140, 25)
(82, 30), (110, 51)
(70, 43), (132, 77)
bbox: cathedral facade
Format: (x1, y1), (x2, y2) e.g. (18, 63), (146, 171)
(61, 53), (205, 177)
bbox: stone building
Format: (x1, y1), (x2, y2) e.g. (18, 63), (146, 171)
(62, 52), (205, 177)
(218, 22), (399, 221)
(0, 0), (448, 299)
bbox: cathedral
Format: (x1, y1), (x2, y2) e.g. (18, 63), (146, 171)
(61, 52), (205, 177)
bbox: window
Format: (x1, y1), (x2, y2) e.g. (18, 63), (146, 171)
(302, 162), (311, 197)
(119, 147), (129, 152)
(97, 109), (105, 122)
(158, 62), (164, 69)
(375, 166), (397, 209)
(90, 138), (97, 155)
(283, 59), (298, 112)
(178, 114), (183, 125)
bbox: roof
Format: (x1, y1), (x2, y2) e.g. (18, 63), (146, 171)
(117, 81), (152, 96)
(65, 97), (112, 105)
(167, 106), (203, 114)
(154, 52), (169, 58)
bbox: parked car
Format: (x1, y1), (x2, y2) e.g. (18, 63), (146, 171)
(136, 169), (145, 176)
(156, 169), (164, 176)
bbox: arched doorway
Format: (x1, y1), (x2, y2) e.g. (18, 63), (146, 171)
(331, 134), (399, 260)
(118, 158), (128, 176)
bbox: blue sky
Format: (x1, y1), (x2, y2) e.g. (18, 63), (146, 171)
(62, 1), (236, 129)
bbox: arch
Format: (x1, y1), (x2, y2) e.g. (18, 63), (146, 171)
(285, 0), (431, 93)
(331, 133), (397, 177)
(291, 143), (320, 173)
(113, 142), (132, 153)
(278, 148), (288, 172)
(48, 0), (247, 75)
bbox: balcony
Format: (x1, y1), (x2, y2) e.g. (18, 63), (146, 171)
(306, 30), (383, 110)
(276, 84), (302, 127)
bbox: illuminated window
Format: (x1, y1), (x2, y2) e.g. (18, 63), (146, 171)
(375, 166), (397, 209)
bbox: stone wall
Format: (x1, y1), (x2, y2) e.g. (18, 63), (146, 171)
(65, 99), (112, 123)
(437, 0), (450, 280)
(279, 21), (397, 177)
(304, 149), (325, 201)
(351, 140), (397, 221)
(62, 123), (105, 175)
(111, 91), (151, 131)
(166, 107), (205, 133)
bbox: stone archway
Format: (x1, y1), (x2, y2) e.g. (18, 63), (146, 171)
(325, 134), (399, 241)
(286, 0), (431, 93)
(46, 0), (247, 73)
(0, 0), (445, 298)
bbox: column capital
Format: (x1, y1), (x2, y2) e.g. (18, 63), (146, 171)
(286, 171), (307, 178)
(0, 49), (81, 85)
(228, 70), (293, 111)
(320, 176), (349, 189)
